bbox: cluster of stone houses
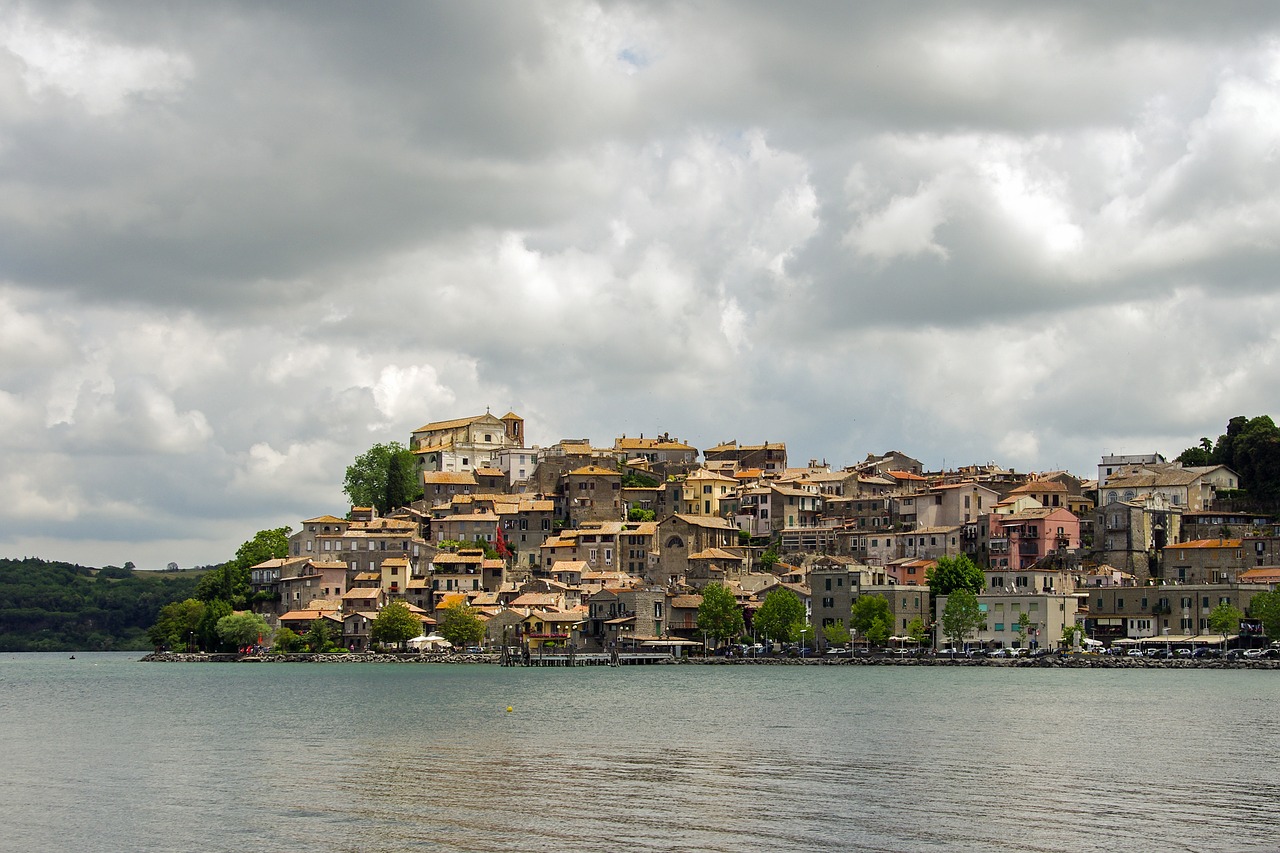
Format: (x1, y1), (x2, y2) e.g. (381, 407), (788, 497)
(247, 413), (1280, 652)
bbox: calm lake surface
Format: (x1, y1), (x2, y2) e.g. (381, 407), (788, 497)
(3, 653), (1278, 852)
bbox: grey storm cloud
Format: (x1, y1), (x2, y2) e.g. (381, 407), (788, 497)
(2, 0), (1280, 568)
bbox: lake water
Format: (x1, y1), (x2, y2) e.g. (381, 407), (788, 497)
(3, 653), (1278, 852)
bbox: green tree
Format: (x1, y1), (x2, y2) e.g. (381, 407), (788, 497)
(196, 526), (291, 610)
(926, 554), (985, 598)
(196, 599), (233, 651)
(147, 598), (206, 650)
(384, 452), (411, 512)
(216, 611), (270, 650)
(941, 589), (984, 651)
(865, 615), (890, 646)
(906, 616), (927, 645)
(753, 587), (805, 642)
(1177, 437), (1215, 467)
(304, 617), (338, 652)
(621, 470), (659, 488)
(1017, 612), (1031, 648)
(344, 441), (422, 514)
(627, 508), (656, 522)
(823, 622), (851, 646)
(1061, 623), (1082, 649)
(437, 601), (485, 649)
(1250, 590), (1280, 641)
(1182, 415), (1280, 506)
(370, 602), (421, 650)
(794, 621), (816, 651)
(272, 626), (303, 653)
(851, 594), (892, 641)
(696, 583), (745, 647)
(1208, 602), (1244, 642)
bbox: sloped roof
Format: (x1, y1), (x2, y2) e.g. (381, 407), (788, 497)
(1164, 538), (1242, 550)
(414, 413), (495, 433)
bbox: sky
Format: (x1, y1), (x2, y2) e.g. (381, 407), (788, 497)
(2, 1), (1279, 569)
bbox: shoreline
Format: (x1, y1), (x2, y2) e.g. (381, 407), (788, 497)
(139, 650), (1280, 669)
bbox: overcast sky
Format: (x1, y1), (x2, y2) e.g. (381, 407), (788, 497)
(3, 1), (1279, 569)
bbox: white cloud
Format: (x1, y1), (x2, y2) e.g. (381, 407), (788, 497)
(2, 3), (1280, 567)
(1, 12), (192, 115)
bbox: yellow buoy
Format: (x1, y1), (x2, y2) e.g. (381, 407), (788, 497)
(506, 706), (514, 713)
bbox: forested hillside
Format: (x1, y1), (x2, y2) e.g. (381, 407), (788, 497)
(0, 558), (206, 651)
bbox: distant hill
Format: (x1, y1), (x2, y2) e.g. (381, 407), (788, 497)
(0, 558), (207, 651)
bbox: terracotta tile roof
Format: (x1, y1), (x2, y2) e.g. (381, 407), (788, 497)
(568, 465), (620, 476)
(301, 515), (348, 524)
(1164, 539), (1242, 550)
(688, 548), (742, 560)
(669, 514), (736, 529)
(511, 593), (563, 607)
(279, 609), (341, 622)
(423, 471), (479, 485)
(413, 414), (491, 433)
(614, 437), (695, 451)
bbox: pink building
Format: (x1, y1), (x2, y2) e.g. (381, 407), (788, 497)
(991, 508), (1080, 570)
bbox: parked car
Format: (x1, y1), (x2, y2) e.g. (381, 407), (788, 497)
(1243, 648), (1265, 659)
(1126, 649), (1144, 657)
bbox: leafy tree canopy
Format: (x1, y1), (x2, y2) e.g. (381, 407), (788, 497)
(0, 558), (205, 652)
(370, 602), (422, 649)
(851, 594), (892, 639)
(696, 583), (745, 645)
(1179, 415), (1280, 505)
(197, 599), (233, 651)
(216, 611), (271, 649)
(344, 441), (423, 515)
(906, 616), (927, 644)
(1250, 590), (1280, 641)
(621, 471), (659, 488)
(753, 587), (805, 642)
(147, 598), (206, 650)
(865, 615), (890, 646)
(304, 617), (338, 653)
(437, 602), (485, 649)
(823, 622), (851, 646)
(628, 508), (656, 522)
(941, 589), (985, 649)
(927, 555), (985, 598)
(437, 538), (499, 559)
(273, 626), (304, 653)
(196, 526), (291, 609)
(1208, 602), (1244, 638)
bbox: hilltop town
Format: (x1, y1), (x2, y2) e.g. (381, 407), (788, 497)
(239, 411), (1280, 657)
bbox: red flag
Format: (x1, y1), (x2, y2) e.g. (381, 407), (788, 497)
(495, 524), (512, 559)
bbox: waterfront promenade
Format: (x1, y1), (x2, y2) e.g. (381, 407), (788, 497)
(140, 650), (1280, 669)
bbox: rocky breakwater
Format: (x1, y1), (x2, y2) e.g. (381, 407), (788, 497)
(691, 653), (1280, 669)
(141, 651), (501, 664)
